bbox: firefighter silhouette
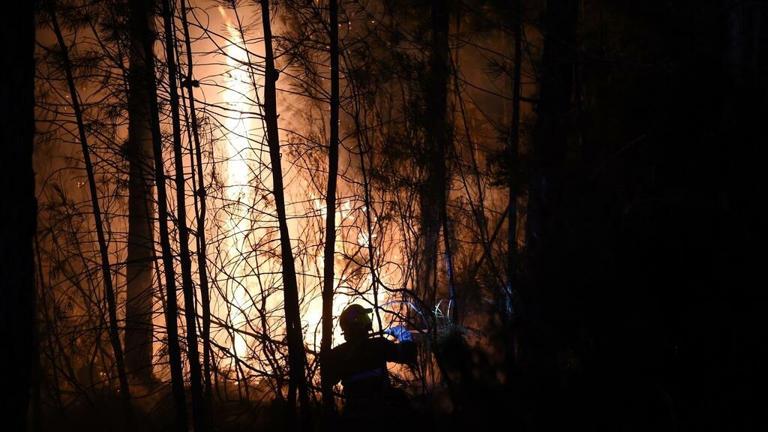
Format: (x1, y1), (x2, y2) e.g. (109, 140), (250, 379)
(324, 304), (417, 429)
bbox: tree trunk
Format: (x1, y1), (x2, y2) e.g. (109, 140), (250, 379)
(132, 0), (188, 428)
(420, 0), (451, 311)
(321, 0), (340, 416)
(259, 1), (312, 429)
(179, 0), (214, 403)
(0, 3), (35, 430)
(526, 0), (578, 270)
(523, 2), (578, 425)
(159, 0), (208, 430)
(47, 1), (132, 417)
(504, 0), (523, 328)
(125, 0), (157, 385)
(507, 0), (522, 307)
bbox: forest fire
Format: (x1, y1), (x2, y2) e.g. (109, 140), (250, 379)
(213, 5), (387, 373)
(218, 5), (259, 366)
(4, 0), (763, 431)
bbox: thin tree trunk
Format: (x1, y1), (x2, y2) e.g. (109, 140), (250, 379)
(47, 1), (132, 418)
(320, 0), (340, 416)
(131, 0), (188, 428)
(420, 0), (451, 312)
(159, 0), (207, 430)
(179, 0), (214, 402)
(441, 212), (457, 321)
(320, 0), (339, 414)
(527, 0), (578, 261)
(125, 0), (157, 385)
(507, 0), (522, 316)
(0, 2), (35, 429)
(524, 0), (578, 402)
(259, 1), (312, 429)
(442, 2), (457, 324)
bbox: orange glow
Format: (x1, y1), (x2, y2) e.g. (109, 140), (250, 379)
(216, 5), (263, 367)
(199, 5), (403, 378)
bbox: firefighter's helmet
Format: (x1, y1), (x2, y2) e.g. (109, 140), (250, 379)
(339, 304), (373, 336)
